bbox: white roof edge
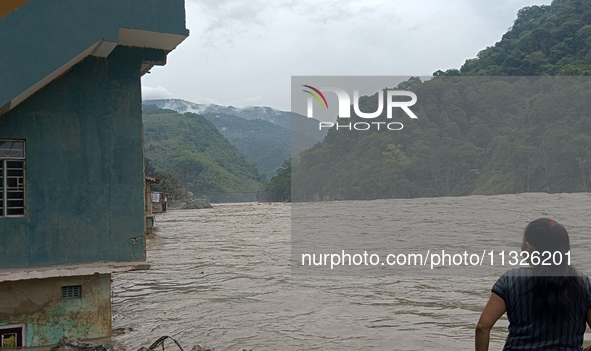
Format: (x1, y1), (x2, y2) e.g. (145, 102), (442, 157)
(119, 28), (188, 51)
(0, 261), (150, 282)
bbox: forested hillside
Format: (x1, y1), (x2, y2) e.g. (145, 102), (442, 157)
(143, 105), (263, 198)
(144, 99), (326, 179)
(290, 0), (591, 202)
(439, 0), (591, 76)
(201, 113), (291, 178)
(143, 99), (293, 128)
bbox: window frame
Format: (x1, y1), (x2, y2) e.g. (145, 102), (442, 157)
(61, 285), (82, 300)
(0, 139), (26, 218)
(0, 324), (26, 347)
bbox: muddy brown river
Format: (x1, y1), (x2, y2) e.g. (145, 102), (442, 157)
(111, 193), (591, 350)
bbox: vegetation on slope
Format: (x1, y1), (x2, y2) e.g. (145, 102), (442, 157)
(143, 104), (263, 199)
(291, 76), (591, 201)
(438, 0), (591, 76)
(264, 159), (291, 202)
(202, 113), (291, 179)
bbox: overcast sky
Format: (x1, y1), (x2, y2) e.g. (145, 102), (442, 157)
(141, 0), (552, 111)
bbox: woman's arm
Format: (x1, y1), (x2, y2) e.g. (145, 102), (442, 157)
(583, 309), (591, 351)
(475, 292), (506, 351)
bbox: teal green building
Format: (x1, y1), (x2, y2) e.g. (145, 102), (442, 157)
(0, 0), (188, 347)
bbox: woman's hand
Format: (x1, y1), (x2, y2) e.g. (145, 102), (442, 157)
(475, 292), (506, 351)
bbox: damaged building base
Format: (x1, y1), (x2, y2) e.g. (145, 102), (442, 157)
(0, 261), (149, 347)
(0, 275), (110, 347)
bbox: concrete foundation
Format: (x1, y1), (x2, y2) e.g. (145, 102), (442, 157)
(0, 274), (111, 347)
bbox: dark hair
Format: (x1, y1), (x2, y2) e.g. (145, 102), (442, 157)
(524, 218), (588, 322)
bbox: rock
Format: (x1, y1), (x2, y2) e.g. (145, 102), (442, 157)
(179, 199), (213, 210)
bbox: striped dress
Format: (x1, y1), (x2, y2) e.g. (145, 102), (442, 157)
(492, 267), (591, 350)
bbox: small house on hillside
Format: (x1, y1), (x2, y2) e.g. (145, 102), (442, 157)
(152, 191), (168, 214)
(0, 0), (188, 347)
(145, 175), (167, 235)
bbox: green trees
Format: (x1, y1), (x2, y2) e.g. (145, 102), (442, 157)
(265, 159), (291, 202)
(201, 112), (291, 179)
(289, 0), (591, 201)
(292, 76), (591, 201)
(152, 170), (179, 197)
(451, 0), (591, 76)
(142, 105), (263, 198)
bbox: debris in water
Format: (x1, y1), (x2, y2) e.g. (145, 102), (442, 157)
(50, 337), (115, 351)
(50, 336), (219, 351)
(138, 336), (215, 351)
(191, 345), (215, 351)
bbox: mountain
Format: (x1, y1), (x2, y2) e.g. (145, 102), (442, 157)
(289, 0), (591, 202)
(143, 99), (326, 178)
(200, 112), (291, 178)
(436, 0), (591, 76)
(143, 98), (292, 129)
(142, 104), (263, 199)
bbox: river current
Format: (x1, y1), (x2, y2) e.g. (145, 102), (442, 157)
(112, 193), (591, 350)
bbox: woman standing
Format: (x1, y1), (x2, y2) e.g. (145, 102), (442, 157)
(475, 218), (591, 351)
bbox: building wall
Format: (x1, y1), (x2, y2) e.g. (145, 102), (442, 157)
(0, 274), (111, 347)
(145, 181), (153, 216)
(0, 0), (188, 109)
(0, 46), (166, 269)
(145, 180), (154, 235)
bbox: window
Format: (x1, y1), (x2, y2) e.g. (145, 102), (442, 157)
(0, 325), (25, 347)
(61, 285), (82, 299)
(0, 140), (26, 217)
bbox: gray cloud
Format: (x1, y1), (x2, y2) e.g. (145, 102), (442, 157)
(186, 0), (279, 46)
(142, 0), (552, 111)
